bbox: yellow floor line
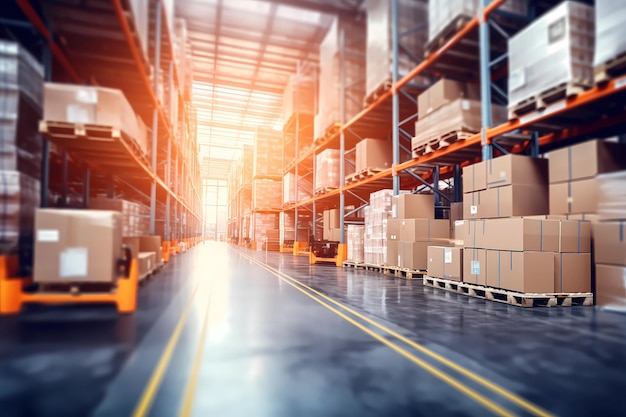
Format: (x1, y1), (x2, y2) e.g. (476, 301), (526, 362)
(239, 249), (554, 417)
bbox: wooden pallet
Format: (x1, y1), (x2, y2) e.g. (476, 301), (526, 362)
(314, 186), (338, 196)
(345, 168), (385, 184)
(314, 122), (341, 146)
(343, 261), (366, 270)
(595, 52), (626, 85)
(364, 79), (393, 106)
(412, 130), (474, 158)
(425, 15), (472, 58)
(383, 265), (427, 280)
(507, 80), (592, 120)
(423, 276), (594, 308)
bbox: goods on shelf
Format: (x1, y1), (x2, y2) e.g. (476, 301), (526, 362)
(315, 16), (366, 140)
(323, 209), (341, 241)
(315, 149), (355, 192)
(427, 0), (528, 44)
(354, 138), (392, 174)
(283, 173), (313, 205)
(33, 209), (123, 284)
(90, 197), (150, 238)
(427, 246), (463, 281)
(548, 139), (626, 215)
(253, 179), (282, 210)
(43, 83), (149, 157)
(279, 211), (309, 245)
(364, 0), (429, 102)
(282, 74), (315, 123)
(593, 0), (626, 81)
(251, 213), (279, 251)
(347, 225), (365, 263)
(507, 1), (594, 118)
(253, 128), (282, 178)
(0, 40), (44, 180)
(417, 79), (479, 119)
(241, 144), (253, 185)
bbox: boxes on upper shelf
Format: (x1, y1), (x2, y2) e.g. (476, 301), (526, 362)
(355, 138), (392, 173)
(315, 149), (355, 192)
(593, 0), (626, 73)
(486, 154), (549, 189)
(417, 79), (480, 120)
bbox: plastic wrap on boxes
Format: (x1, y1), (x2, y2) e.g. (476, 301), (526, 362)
(316, 16), (366, 139)
(282, 74), (315, 122)
(253, 128), (282, 178)
(428, 0), (527, 43)
(508, 1), (594, 108)
(241, 144), (253, 185)
(594, 0), (626, 67)
(366, 0), (429, 99)
(253, 179), (282, 210)
(0, 40), (43, 106)
(364, 189), (408, 265)
(347, 225), (365, 263)
(252, 213), (279, 250)
(597, 171), (626, 221)
(283, 173), (313, 205)
(90, 197), (150, 237)
(43, 83), (148, 155)
(315, 149), (340, 191)
(412, 99), (506, 155)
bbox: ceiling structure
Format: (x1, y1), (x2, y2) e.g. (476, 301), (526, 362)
(175, 0), (364, 180)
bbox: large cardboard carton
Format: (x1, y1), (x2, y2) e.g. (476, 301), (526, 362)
(464, 248), (487, 285)
(386, 240), (399, 266)
(549, 178), (598, 215)
(398, 219), (449, 242)
(386, 218), (402, 240)
(598, 171), (626, 221)
(34, 209), (122, 283)
(138, 252), (156, 278)
(486, 154), (548, 189)
(392, 194), (434, 219)
(480, 218), (559, 252)
(558, 220), (591, 253)
(122, 236), (140, 259)
(485, 250), (500, 288)
(418, 78), (480, 119)
(463, 190), (497, 219)
(462, 162), (487, 194)
(481, 184), (549, 218)
(548, 140), (626, 184)
(356, 138), (393, 172)
(329, 228), (343, 242)
(495, 251), (554, 293)
(139, 235), (162, 265)
(596, 264), (626, 309)
(455, 219), (481, 247)
(428, 246), (463, 281)
(593, 222), (626, 266)
(329, 209), (341, 229)
(398, 241), (431, 270)
(554, 253), (591, 293)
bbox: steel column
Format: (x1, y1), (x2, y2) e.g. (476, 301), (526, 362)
(149, 2), (162, 236)
(339, 27), (346, 244)
(41, 35), (52, 208)
(479, 0), (493, 161)
(165, 125), (172, 242)
(454, 164), (462, 203)
(433, 166), (440, 207)
(83, 166), (90, 208)
(61, 151), (68, 207)
(391, 0), (401, 195)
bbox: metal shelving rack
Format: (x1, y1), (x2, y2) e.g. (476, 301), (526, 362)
(281, 0), (626, 266)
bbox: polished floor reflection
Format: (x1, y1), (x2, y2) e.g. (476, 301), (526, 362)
(1, 243), (625, 417)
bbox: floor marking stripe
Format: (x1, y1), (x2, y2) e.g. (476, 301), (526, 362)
(132, 285), (201, 417)
(238, 250), (517, 417)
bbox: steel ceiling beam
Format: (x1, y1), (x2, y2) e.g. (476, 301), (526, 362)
(263, 0), (362, 17)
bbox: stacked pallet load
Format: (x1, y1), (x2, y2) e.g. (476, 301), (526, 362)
(347, 225), (365, 264)
(593, 0), (626, 82)
(0, 41), (43, 275)
(387, 194), (451, 272)
(315, 149), (355, 194)
(90, 198), (150, 238)
(279, 211), (310, 249)
(323, 209), (342, 242)
(315, 16), (366, 141)
(364, 0), (428, 104)
(412, 79), (506, 157)
(364, 190), (400, 265)
(507, 1), (594, 119)
(347, 138), (392, 183)
(283, 173), (312, 206)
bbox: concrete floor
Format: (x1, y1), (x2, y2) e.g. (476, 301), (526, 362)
(0, 242), (625, 416)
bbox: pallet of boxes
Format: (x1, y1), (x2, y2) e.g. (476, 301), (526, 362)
(425, 153), (596, 307)
(386, 193), (453, 279)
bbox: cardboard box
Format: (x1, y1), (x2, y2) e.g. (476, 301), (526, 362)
(329, 209), (341, 229)
(356, 138), (392, 172)
(593, 222), (626, 266)
(387, 218), (402, 240)
(485, 250), (500, 288)
(386, 240), (399, 266)
(398, 241), (430, 270)
(463, 162), (487, 193)
(138, 252), (156, 278)
(418, 78), (480, 119)
(463, 190), (497, 219)
(548, 139), (626, 184)
(122, 236), (140, 259)
(399, 219), (449, 242)
(34, 209), (122, 283)
(329, 228), (343, 242)
(139, 235), (162, 265)
(481, 184), (549, 218)
(486, 154), (548, 189)
(392, 194), (434, 219)
(554, 253), (591, 293)
(428, 246), (463, 281)
(549, 178), (598, 215)
(480, 218), (559, 252)
(464, 248), (487, 285)
(558, 220), (591, 253)
(598, 170), (626, 221)
(493, 251), (554, 293)
(455, 220), (481, 247)
(596, 264), (626, 309)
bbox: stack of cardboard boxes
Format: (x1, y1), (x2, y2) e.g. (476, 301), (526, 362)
(323, 208), (343, 242)
(253, 213), (279, 251)
(90, 197), (150, 238)
(283, 173), (312, 205)
(353, 138), (393, 175)
(347, 224), (365, 263)
(279, 211), (309, 247)
(387, 194), (451, 270)
(315, 149), (355, 192)
(364, 190), (398, 265)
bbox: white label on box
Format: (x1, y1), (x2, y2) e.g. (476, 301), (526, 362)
(500, 170), (506, 180)
(454, 220), (465, 227)
(471, 260), (480, 275)
(67, 104), (90, 124)
(461, 100), (470, 110)
(59, 247), (88, 278)
(444, 248), (453, 264)
(509, 68), (526, 92)
(37, 229), (59, 242)
(470, 205), (478, 215)
(76, 89), (97, 103)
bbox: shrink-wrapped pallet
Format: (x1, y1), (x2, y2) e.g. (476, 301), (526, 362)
(283, 173), (313, 205)
(347, 224), (365, 263)
(282, 74), (315, 123)
(315, 149), (355, 192)
(252, 213), (279, 250)
(253, 179), (282, 210)
(241, 144), (254, 185)
(593, 0), (626, 69)
(253, 127), (282, 178)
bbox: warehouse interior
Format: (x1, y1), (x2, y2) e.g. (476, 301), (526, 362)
(2, 0), (626, 416)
